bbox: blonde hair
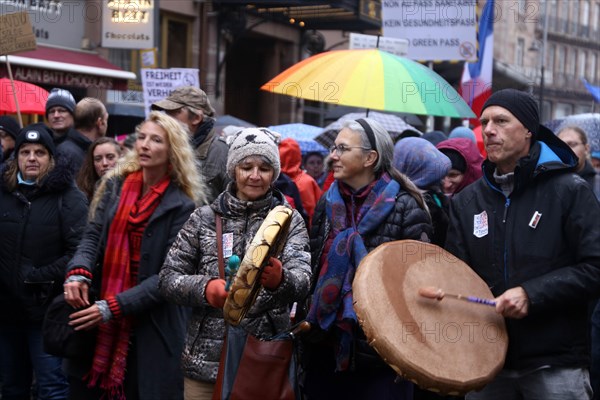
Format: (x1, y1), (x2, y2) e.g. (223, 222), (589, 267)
(90, 111), (205, 218)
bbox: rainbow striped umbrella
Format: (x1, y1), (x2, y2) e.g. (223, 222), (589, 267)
(261, 49), (475, 119)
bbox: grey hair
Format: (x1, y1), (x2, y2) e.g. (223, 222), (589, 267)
(342, 118), (429, 214)
(343, 118), (394, 174)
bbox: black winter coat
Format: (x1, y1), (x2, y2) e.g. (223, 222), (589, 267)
(54, 127), (91, 173)
(446, 132), (600, 371)
(310, 187), (432, 281)
(307, 180), (432, 371)
(65, 174), (196, 400)
(0, 157), (88, 323)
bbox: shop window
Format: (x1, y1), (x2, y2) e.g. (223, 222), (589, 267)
(578, 51), (586, 78)
(160, 13), (192, 68)
(555, 102), (573, 118)
(516, 38), (524, 67)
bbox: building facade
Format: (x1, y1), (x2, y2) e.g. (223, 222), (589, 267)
(491, 0), (599, 121)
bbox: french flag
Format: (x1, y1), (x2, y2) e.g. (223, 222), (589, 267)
(461, 0), (495, 127)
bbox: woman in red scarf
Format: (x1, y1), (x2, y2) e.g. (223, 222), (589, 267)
(63, 111), (205, 400)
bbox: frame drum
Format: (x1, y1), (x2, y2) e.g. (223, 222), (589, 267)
(353, 240), (507, 396)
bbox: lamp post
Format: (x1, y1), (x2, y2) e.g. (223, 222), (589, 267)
(539, 0), (549, 118)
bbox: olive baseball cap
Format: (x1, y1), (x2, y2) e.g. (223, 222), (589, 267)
(151, 86), (215, 117)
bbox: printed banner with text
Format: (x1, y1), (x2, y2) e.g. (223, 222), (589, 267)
(141, 68), (200, 117)
(382, 0), (477, 61)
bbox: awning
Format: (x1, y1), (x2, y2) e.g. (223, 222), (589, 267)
(214, 0), (381, 31)
(0, 45), (136, 91)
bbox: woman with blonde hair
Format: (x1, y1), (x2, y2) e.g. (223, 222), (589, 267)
(63, 111), (205, 400)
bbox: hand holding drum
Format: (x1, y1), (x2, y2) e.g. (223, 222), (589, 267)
(223, 206), (293, 326)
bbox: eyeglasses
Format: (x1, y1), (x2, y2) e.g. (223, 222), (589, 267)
(329, 144), (371, 156)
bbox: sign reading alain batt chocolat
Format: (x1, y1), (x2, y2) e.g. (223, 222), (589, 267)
(382, 0), (477, 62)
(102, 0), (154, 49)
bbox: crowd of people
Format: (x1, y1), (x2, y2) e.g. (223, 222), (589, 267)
(0, 86), (599, 400)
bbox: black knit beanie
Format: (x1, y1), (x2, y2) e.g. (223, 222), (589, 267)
(482, 89), (539, 140)
(15, 123), (56, 156)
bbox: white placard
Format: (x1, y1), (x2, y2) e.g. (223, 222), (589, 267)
(102, 0), (154, 49)
(141, 68), (200, 117)
(382, 0), (477, 61)
(349, 33), (408, 57)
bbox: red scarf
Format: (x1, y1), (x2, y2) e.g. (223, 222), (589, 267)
(87, 170), (170, 398)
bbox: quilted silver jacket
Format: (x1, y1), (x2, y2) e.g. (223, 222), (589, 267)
(159, 185), (311, 383)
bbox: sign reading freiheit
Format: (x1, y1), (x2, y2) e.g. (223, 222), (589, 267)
(382, 0), (477, 61)
(141, 68), (200, 116)
(0, 11), (36, 55)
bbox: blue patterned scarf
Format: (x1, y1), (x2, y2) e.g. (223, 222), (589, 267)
(307, 172), (400, 370)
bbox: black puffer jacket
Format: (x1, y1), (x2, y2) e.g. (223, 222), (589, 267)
(309, 186), (432, 280)
(446, 130), (600, 370)
(306, 178), (432, 371)
(0, 157), (88, 322)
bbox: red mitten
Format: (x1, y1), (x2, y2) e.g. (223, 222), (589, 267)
(260, 257), (283, 290)
(206, 279), (228, 308)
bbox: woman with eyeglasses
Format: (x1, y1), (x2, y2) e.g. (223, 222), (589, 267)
(302, 118), (433, 399)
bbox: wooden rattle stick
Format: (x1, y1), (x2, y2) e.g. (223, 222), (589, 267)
(418, 286), (496, 307)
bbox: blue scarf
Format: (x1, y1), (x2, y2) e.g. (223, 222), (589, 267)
(307, 173), (400, 370)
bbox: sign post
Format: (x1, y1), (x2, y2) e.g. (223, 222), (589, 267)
(0, 11), (37, 127)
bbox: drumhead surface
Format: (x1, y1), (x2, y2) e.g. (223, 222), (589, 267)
(353, 240), (508, 395)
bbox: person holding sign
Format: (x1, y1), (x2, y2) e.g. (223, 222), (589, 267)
(151, 86), (230, 204)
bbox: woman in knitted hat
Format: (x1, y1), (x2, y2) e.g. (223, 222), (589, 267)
(63, 111), (204, 400)
(159, 127), (311, 399)
(0, 123), (88, 400)
(303, 118), (432, 399)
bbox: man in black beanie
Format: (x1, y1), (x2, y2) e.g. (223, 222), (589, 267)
(445, 88), (600, 399)
(45, 88), (91, 172)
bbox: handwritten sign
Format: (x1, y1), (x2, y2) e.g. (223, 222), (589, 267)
(0, 12), (37, 55)
(141, 68), (200, 116)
